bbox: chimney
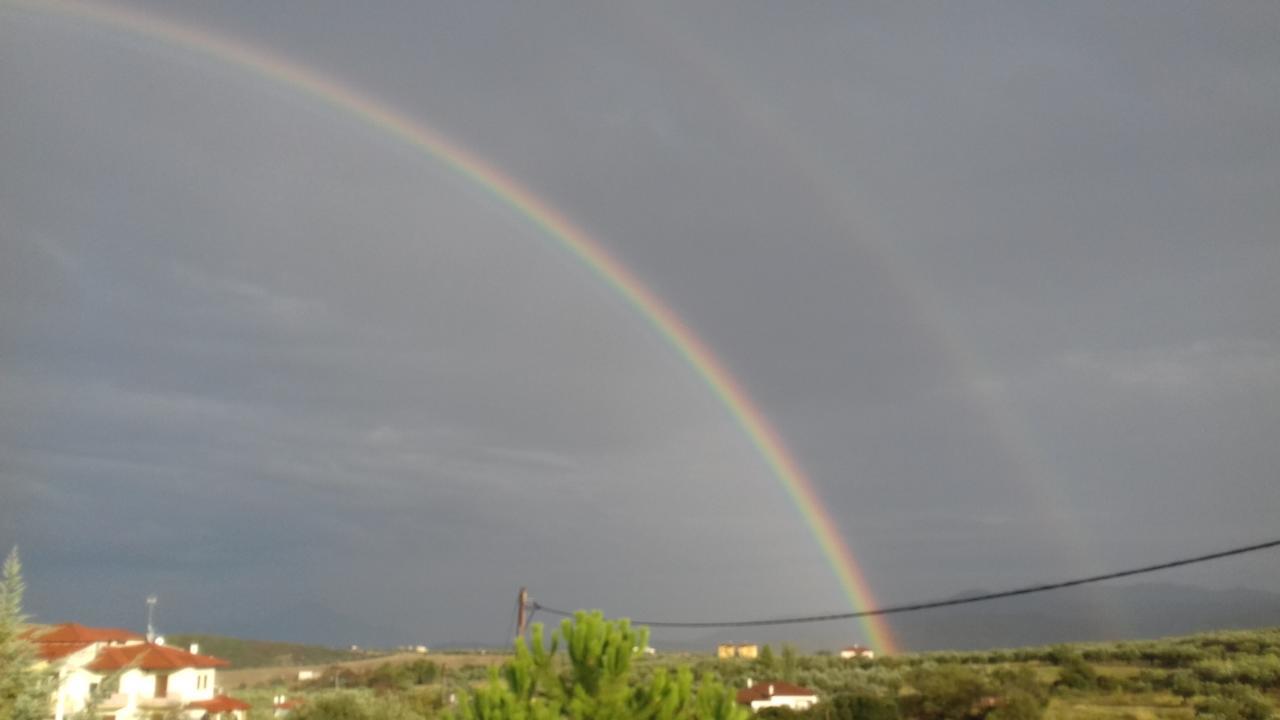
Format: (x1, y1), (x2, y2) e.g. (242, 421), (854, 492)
(189, 643), (200, 655)
(746, 678), (753, 688)
(768, 684), (775, 696)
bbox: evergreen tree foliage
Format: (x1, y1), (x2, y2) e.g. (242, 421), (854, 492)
(780, 645), (798, 684)
(897, 664), (1046, 720)
(812, 692), (898, 720)
(0, 548), (53, 720)
(898, 665), (992, 720)
(756, 646), (775, 674)
(450, 611), (747, 720)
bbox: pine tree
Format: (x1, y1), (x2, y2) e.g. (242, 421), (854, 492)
(0, 548), (53, 720)
(452, 611), (748, 720)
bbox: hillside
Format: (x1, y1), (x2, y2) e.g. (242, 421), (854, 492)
(676, 582), (1280, 653)
(165, 633), (377, 668)
(217, 622), (1280, 719)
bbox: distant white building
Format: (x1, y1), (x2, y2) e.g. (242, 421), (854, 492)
(25, 622), (250, 720)
(840, 645), (875, 660)
(736, 679), (819, 712)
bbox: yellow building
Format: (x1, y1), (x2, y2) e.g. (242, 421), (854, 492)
(716, 643), (760, 659)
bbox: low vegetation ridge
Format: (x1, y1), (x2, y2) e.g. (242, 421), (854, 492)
(165, 633), (378, 668)
(226, 621), (1280, 720)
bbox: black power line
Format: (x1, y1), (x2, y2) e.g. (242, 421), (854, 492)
(531, 536), (1280, 628)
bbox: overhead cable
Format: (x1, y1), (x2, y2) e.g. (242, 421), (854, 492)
(531, 536), (1280, 628)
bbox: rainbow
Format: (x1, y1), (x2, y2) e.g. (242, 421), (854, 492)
(7, 0), (898, 653)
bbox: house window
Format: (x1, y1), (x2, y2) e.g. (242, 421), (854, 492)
(154, 674), (168, 698)
(197, 674), (208, 690)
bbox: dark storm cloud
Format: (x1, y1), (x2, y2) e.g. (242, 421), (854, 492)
(1, 0), (1276, 648)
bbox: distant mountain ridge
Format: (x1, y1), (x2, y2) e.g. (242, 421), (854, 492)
(48, 582), (1280, 654)
(647, 582), (1280, 653)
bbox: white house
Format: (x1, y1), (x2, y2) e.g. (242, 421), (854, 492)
(736, 679), (820, 713)
(25, 622), (250, 720)
(839, 645), (875, 660)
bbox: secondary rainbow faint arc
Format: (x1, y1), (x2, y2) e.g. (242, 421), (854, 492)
(13, 0), (899, 653)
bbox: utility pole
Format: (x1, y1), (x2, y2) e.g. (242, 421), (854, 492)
(516, 587), (529, 637)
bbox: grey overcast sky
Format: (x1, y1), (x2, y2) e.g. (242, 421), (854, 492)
(1, 1), (1277, 649)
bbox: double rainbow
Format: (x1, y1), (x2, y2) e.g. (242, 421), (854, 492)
(7, 0), (898, 653)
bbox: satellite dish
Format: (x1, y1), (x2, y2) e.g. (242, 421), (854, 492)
(155, 636), (166, 646)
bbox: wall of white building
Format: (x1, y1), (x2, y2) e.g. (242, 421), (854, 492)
(117, 669), (148, 699)
(56, 668), (101, 716)
(750, 695), (818, 712)
(165, 668), (215, 702)
(113, 667), (215, 702)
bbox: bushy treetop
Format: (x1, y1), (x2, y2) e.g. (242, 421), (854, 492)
(451, 611), (747, 720)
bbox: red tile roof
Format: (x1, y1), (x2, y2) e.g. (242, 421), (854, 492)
(34, 642), (93, 661)
(736, 681), (818, 704)
(88, 643), (229, 671)
(187, 696), (251, 713)
(22, 623), (146, 663)
(27, 623), (145, 644)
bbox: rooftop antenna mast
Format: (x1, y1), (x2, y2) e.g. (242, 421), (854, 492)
(146, 595), (158, 642)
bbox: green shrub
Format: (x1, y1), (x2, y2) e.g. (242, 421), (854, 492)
(1054, 654), (1097, 691)
(899, 665), (996, 720)
(821, 691), (899, 720)
(1193, 683), (1274, 720)
(986, 689), (1043, 720)
(1166, 670), (1201, 698)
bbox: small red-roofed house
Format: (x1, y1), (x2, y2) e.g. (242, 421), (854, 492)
(188, 695), (252, 720)
(736, 679), (820, 712)
(25, 622), (249, 720)
(273, 695), (306, 718)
